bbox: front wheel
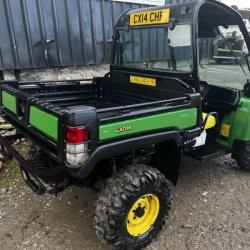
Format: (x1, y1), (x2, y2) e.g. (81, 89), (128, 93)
(234, 141), (250, 172)
(94, 164), (172, 249)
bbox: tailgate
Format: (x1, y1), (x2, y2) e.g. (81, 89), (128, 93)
(0, 85), (65, 161)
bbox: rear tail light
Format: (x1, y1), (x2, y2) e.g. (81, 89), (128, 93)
(65, 127), (90, 167)
(66, 127), (88, 144)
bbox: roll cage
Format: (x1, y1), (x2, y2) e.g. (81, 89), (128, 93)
(111, 0), (250, 91)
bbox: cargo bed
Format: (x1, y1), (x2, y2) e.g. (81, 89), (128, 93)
(0, 75), (201, 165)
(1, 76), (193, 119)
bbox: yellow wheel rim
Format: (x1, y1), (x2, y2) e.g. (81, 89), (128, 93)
(126, 193), (160, 237)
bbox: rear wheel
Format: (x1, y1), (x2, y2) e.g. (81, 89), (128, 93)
(234, 141), (250, 172)
(95, 164), (172, 249)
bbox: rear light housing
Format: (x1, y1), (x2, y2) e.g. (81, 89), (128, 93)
(65, 127), (90, 167)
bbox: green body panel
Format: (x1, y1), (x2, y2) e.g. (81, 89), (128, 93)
(29, 106), (58, 140)
(1, 91), (17, 114)
(217, 95), (250, 147)
(99, 108), (197, 141)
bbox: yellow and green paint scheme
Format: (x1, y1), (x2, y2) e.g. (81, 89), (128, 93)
(1, 90), (199, 143)
(217, 94), (250, 147)
(3, 88), (250, 149)
(99, 108), (198, 141)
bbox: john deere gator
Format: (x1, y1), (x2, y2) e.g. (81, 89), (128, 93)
(1, 0), (250, 248)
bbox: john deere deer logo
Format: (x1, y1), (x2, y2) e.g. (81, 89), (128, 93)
(115, 125), (132, 133)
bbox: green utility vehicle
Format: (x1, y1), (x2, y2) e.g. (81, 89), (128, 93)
(1, 0), (250, 248)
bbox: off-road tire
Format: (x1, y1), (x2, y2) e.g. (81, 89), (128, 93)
(95, 164), (172, 249)
(235, 141), (250, 172)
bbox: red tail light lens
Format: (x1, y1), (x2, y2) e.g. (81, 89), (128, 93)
(66, 127), (88, 144)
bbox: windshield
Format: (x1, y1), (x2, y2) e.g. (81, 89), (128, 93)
(199, 25), (250, 90)
(114, 24), (193, 73)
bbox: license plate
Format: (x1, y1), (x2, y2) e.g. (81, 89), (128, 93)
(130, 9), (170, 27)
(130, 75), (157, 87)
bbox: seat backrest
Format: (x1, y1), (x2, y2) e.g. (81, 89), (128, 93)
(203, 85), (240, 113)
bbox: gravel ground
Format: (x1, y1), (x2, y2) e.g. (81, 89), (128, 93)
(0, 151), (249, 250)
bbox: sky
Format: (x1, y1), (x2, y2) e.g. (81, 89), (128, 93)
(221, 0), (250, 9)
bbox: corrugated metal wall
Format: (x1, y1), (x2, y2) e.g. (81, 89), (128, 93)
(0, 0), (154, 70)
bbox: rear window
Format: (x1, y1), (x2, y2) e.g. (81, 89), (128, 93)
(114, 24), (193, 73)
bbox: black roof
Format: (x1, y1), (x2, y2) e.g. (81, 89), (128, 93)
(116, 0), (243, 28)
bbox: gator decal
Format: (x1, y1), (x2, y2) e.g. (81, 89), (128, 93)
(1, 91), (17, 114)
(99, 108), (197, 141)
(115, 125), (133, 133)
(29, 106), (58, 140)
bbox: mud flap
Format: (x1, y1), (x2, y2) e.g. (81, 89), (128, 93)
(152, 140), (182, 185)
